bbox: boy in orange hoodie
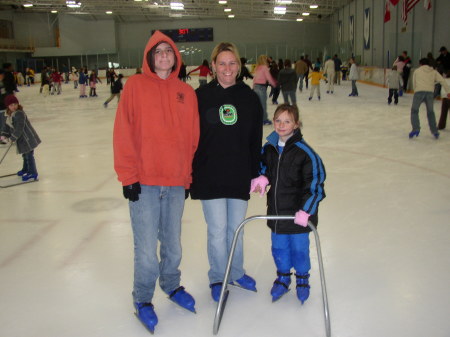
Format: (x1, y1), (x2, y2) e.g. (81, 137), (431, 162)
(113, 31), (200, 333)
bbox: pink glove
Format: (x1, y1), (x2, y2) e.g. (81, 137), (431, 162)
(250, 175), (269, 196)
(294, 210), (310, 227)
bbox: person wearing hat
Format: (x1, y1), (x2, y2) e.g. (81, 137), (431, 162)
(0, 94), (41, 181)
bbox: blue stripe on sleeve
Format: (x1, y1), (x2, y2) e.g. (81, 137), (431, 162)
(295, 141), (326, 214)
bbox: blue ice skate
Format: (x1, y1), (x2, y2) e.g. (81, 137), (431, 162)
(134, 302), (158, 334)
(434, 132), (440, 139)
(168, 286), (196, 313)
(295, 273), (310, 305)
(229, 274), (257, 292)
(210, 282), (223, 302)
(270, 271), (292, 302)
(409, 130), (420, 138)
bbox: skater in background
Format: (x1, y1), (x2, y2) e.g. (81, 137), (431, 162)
(50, 69), (63, 95)
(303, 55), (313, 89)
(348, 57), (359, 97)
(435, 46), (450, 98)
(308, 67), (326, 101)
(268, 57), (281, 105)
(0, 95), (41, 182)
(103, 74), (123, 107)
(178, 62), (187, 82)
(237, 57), (253, 82)
(40, 67), (50, 95)
(71, 67), (79, 89)
(277, 59), (297, 105)
(333, 54), (342, 85)
(295, 56), (308, 92)
(253, 54), (277, 125)
(3, 63), (17, 95)
(89, 70), (102, 97)
(409, 58), (450, 139)
(78, 67), (88, 98)
(187, 59), (212, 88)
(401, 51), (412, 92)
(25, 68), (35, 86)
(386, 65), (403, 105)
(113, 31), (199, 333)
(250, 103), (326, 304)
(190, 41), (262, 302)
(323, 56), (335, 94)
(0, 70), (6, 143)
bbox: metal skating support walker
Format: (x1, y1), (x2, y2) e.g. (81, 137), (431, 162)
(213, 215), (331, 337)
(0, 143), (38, 188)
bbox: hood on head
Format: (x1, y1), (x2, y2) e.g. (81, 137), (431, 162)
(142, 30), (182, 80)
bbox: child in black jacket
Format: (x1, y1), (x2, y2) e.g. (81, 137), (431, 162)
(103, 74), (123, 108)
(250, 104), (326, 304)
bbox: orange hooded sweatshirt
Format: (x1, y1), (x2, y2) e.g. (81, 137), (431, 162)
(113, 31), (199, 188)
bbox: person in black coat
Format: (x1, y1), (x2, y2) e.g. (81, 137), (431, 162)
(2, 63), (17, 95)
(250, 104), (326, 304)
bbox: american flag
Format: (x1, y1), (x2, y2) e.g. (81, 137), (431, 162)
(401, 0), (421, 25)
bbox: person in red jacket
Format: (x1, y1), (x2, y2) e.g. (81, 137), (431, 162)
(187, 59), (213, 88)
(113, 30), (200, 333)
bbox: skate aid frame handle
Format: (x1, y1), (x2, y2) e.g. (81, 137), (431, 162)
(213, 215), (331, 337)
(0, 142), (14, 166)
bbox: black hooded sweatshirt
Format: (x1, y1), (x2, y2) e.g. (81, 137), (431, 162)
(190, 79), (263, 200)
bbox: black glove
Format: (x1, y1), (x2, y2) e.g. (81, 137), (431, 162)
(123, 182), (141, 202)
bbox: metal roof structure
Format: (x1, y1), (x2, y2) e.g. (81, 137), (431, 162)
(0, 0), (352, 22)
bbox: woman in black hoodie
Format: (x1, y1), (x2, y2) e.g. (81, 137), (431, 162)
(190, 42), (263, 302)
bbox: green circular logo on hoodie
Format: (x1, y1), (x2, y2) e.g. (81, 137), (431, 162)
(219, 104), (237, 125)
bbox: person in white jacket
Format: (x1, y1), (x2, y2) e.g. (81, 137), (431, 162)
(348, 58), (359, 96)
(409, 58), (450, 139)
(323, 56), (335, 94)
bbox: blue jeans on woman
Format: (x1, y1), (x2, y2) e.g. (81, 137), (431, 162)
(253, 84), (269, 121)
(22, 150), (37, 175)
(351, 80), (358, 96)
(201, 198), (248, 284)
(129, 185), (185, 303)
(410, 91), (438, 134)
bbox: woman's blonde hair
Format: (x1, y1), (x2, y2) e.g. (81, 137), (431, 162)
(256, 55), (269, 66)
(210, 42), (241, 77)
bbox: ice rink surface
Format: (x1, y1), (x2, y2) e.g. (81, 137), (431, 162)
(1, 78), (449, 337)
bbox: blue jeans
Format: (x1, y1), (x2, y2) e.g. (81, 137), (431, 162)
(410, 91), (438, 134)
(254, 84), (268, 121)
(271, 232), (310, 274)
(22, 150), (37, 175)
(201, 198), (248, 284)
(351, 80), (358, 95)
(282, 90), (296, 105)
(297, 74), (305, 91)
(130, 185), (185, 303)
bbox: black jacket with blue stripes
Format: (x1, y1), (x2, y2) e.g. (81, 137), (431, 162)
(261, 129), (326, 234)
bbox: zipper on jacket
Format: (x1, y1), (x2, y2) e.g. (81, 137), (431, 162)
(273, 147), (282, 233)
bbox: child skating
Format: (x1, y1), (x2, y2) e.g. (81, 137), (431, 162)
(308, 67), (327, 100)
(386, 65), (403, 105)
(0, 95), (41, 181)
(250, 103), (326, 303)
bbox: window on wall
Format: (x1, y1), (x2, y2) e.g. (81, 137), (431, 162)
(0, 20), (14, 39)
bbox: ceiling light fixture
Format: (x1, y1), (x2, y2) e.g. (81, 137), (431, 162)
(106, 11), (113, 14)
(276, 0), (292, 4)
(23, 3), (33, 7)
(66, 1), (82, 8)
(228, 14), (235, 18)
(309, 5), (319, 9)
(274, 6), (286, 14)
(170, 2), (184, 10)
(302, 12), (310, 16)
(218, 0), (227, 4)
(296, 18), (303, 21)
(51, 10), (58, 13)
(224, 8), (232, 12)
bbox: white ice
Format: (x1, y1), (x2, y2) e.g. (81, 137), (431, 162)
(0, 78), (449, 337)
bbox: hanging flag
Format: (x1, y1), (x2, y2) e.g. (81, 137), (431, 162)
(424, 0), (431, 10)
(384, 0), (391, 23)
(402, 0), (421, 25)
